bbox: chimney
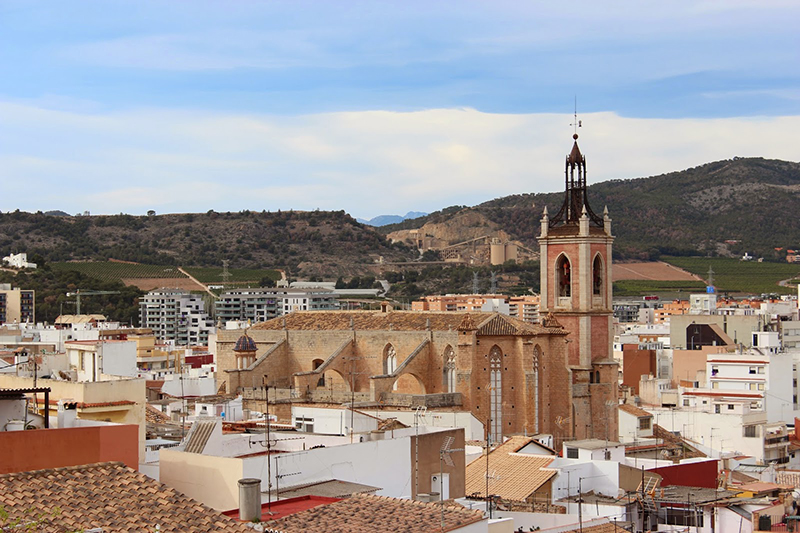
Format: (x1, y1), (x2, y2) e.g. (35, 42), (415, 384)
(238, 478), (262, 521)
(57, 400), (77, 428)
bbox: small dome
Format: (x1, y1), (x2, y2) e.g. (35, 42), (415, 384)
(234, 333), (257, 352)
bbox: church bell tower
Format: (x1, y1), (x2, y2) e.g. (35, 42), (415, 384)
(538, 132), (618, 441)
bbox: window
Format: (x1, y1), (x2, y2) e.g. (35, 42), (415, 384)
(443, 346), (456, 393)
(727, 404), (735, 410)
(592, 255), (603, 296)
(758, 383), (765, 391)
(556, 255), (571, 298)
(604, 450), (611, 460)
(683, 399), (690, 407)
(639, 417), (652, 430)
(749, 383), (757, 391)
(712, 382), (719, 389)
(758, 366), (765, 374)
(744, 425), (758, 438)
(384, 344), (397, 374)
(567, 447), (579, 459)
(749, 367), (757, 375)
(715, 405), (721, 414)
(490, 347), (503, 443)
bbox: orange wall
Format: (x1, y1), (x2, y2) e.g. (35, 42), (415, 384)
(672, 349), (713, 387)
(0, 424), (139, 474)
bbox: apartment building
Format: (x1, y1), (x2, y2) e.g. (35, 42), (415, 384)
(216, 287), (339, 323)
(139, 289), (215, 345)
(707, 349), (792, 423)
(0, 284), (34, 324)
(412, 294), (541, 323)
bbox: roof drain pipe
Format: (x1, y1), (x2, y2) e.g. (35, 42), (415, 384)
(238, 478), (262, 522)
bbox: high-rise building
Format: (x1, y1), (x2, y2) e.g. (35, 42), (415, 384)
(0, 284), (35, 324)
(139, 289), (215, 346)
(215, 288), (339, 323)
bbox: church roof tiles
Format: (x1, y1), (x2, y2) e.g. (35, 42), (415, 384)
(250, 311), (565, 337)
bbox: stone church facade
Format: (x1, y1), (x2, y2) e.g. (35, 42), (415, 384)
(216, 133), (618, 446)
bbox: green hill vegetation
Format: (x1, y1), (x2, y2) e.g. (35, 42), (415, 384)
(0, 265), (142, 324)
(382, 158), (800, 261)
(0, 209), (414, 278)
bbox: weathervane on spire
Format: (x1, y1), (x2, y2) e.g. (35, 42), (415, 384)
(570, 96), (582, 136)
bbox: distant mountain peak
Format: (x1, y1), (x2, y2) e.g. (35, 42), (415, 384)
(357, 211), (428, 227)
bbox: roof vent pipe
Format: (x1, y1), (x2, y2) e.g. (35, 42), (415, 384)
(238, 478), (261, 522)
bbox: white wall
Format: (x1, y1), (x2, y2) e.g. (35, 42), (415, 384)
(646, 406), (766, 460)
(242, 433), (414, 498)
(549, 459), (619, 499)
(291, 406), (379, 435)
(362, 408), (484, 441)
(717, 508), (753, 533)
(101, 341), (137, 377)
(161, 374), (217, 397)
(0, 398), (28, 430)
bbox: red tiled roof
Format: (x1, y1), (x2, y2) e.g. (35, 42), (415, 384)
(263, 493), (484, 532)
(0, 462), (251, 532)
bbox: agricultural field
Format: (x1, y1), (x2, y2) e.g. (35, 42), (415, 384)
(50, 262), (281, 288)
(612, 279), (706, 297)
(660, 256), (800, 295)
(51, 262), (187, 281)
(183, 267), (281, 284)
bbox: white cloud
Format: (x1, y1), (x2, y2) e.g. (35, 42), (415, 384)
(0, 102), (798, 218)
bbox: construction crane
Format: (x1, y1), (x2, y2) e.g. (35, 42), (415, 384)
(65, 289), (121, 315)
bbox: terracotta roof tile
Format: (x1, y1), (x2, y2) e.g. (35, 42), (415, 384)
(465, 436), (557, 501)
(0, 462), (251, 533)
(554, 522), (621, 533)
(618, 404), (652, 418)
(263, 493), (484, 532)
(251, 310), (563, 336)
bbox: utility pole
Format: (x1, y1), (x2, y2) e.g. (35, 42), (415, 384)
(343, 354), (374, 443)
(485, 416), (492, 519)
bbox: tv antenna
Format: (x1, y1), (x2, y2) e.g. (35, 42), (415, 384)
(438, 436), (465, 532)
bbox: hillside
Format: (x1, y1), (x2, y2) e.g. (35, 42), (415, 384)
(0, 210), (414, 278)
(381, 158), (800, 260)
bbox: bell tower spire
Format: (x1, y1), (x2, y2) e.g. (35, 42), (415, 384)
(537, 126), (618, 442)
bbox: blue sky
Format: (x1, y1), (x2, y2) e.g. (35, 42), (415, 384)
(1, 1), (798, 217)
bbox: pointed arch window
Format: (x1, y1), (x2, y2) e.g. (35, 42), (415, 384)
(593, 254), (603, 296)
(532, 345), (541, 434)
(384, 345), (397, 375)
(443, 346), (456, 393)
(556, 255), (571, 298)
(490, 346), (503, 443)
